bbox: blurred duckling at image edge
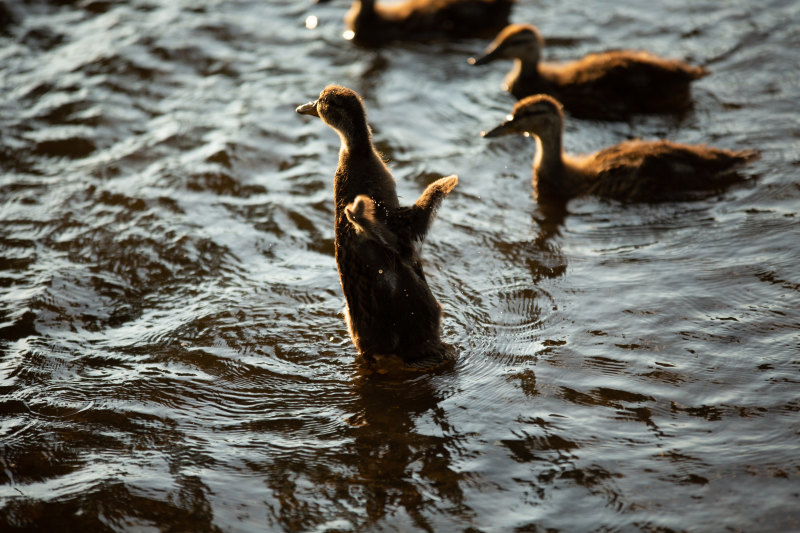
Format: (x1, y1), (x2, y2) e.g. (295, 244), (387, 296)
(296, 85), (458, 370)
(483, 94), (759, 203)
(470, 24), (708, 119)
(316, 0), (515, 45)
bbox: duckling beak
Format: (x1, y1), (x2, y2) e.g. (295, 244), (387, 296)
(296, 100), (319, 117)
(482, 118), (517, 138)
(467, 42), (506, 66)
(468, 47), (501, 66)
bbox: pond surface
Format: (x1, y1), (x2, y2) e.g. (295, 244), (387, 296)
(1, 0), (799, 531)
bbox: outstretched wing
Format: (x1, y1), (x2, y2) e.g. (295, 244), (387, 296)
(389, 174), (458, 243)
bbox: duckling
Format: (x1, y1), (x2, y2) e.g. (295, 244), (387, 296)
(470, 24), (708, 119)
(483, 94), (758, 202)
(317, 0), (514, 45)
(296, 85), (458, 368)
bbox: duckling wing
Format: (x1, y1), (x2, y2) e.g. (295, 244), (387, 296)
(404, 0), (514, 35)
(388, 175), (458, 243)
(345, 195), (399, 253)
(587, 140), (756, 200)
(555, 51), (708, 116)
(566, 51), (707, 85)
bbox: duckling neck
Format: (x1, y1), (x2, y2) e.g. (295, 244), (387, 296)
(513, 55), (540, 80)
(333, 127), (398, 212)
(336, 125), (372, 154)
(532, 130), (568, 195)
(328, 107), (373, 152)
(508, 57), (542, 97)
(357, 0), (374, 11)
(352, 0), (376, 21)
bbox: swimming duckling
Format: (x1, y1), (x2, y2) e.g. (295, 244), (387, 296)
(470, 24), (708, 119)
(317, 0), (514, 45)
(296, 85), (458, 368)
(483, 94), (758, 202)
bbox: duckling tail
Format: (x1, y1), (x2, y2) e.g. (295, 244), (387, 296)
(689, 64), (711, 79)
(737, 148), (761, 163)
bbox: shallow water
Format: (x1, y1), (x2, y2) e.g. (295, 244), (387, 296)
(1, 0), (799, 531)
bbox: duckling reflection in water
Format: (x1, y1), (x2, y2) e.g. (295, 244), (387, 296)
(316, 0), (514, 45)
(483, 94), (758, 203)
(470, 24), (708, 119)
(297, 85), (458, 370)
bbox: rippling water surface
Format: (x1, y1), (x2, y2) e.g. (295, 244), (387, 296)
(1, 0), (799, 531)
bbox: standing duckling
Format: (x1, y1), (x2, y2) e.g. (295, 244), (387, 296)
(296, 85), (458, 368)
(317, 0), (514, 45)
(470, 24), (708, 119)
(483, 94), (758, 202)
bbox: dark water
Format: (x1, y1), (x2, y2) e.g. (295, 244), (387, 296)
(1, 0), (799, 531)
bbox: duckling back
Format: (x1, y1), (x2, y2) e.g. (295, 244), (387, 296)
(346, 0), (515, 45)
(551, 51), (709, 118)
(583, 140), (759, 201)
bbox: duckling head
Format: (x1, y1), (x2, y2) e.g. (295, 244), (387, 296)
(482, 94), (563, 140)
(469, 23), (543, 66)
(296, 85), (371, 144)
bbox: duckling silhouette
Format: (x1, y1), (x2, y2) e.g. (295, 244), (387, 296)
(470, 24), (708, 119)
(483, 94), (758, 202)
(317, 0), (514, 45)
(296, 85), (458, 369)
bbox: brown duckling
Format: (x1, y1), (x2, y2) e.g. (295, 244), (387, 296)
(317, 0), (514, 45)
(296, 85), (458, 368)
(483, 94), (758, 202)
(470, 24), (708, 119)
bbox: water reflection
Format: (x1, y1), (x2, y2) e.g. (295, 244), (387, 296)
(530, 200), (569, 281)
(251, 367), (469, 531)
(490, 202), (569, 285)
(1, 476), (217, 531)
(343, 370), (467, 531)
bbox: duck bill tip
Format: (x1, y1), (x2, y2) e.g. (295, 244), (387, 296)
(468, 54), (492, 66)
(295, 101), (319, 116)
(482, 122), (514, 138)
